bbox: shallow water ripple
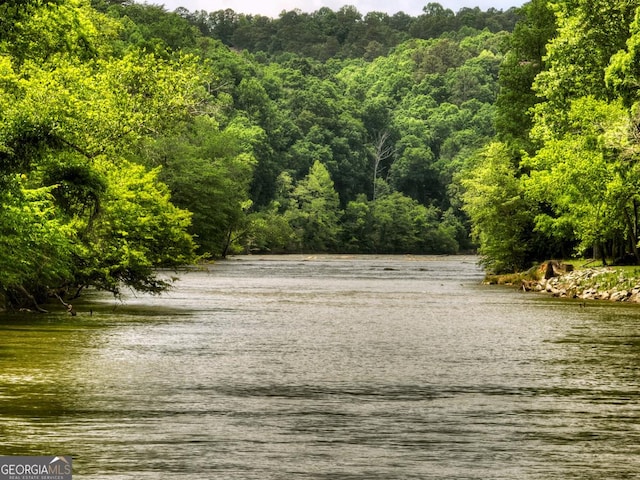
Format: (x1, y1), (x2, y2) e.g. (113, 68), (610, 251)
(2, 255), (640, 479)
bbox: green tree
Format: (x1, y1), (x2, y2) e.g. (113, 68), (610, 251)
(518, 0), (640, 265)
(76, 159), (195, 295)
(606, 5), (640, 106)
(0, 0), (205, 308)
(369, 191), (457, 254)
(532, 0), (636, 138)
(286, 160), (342, 251)
(244, 203), (295, 253)
(462, 142), (532, 273)
(148, 116), (260, 257)
(0, 181), (75, 310)
(387, 135), (440, 205)
(494, 0), (556, 151)
(524, 98), (636, 263)
(341, 194), (374, 252)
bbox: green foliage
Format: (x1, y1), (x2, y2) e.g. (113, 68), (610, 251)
(462, 142), (532, 273)
(0, 179), (75, 301)
(79, 160), (196, 294)
(525, 98), (634, 257)
(285, 160), (342, 251)
(340, 194), (374, 252)
(531, 0), (636, 139)
(1, 0), (528, 309)
(369, 192), (457, 254)
(606, 6), (640, 106)
(459, 0), (640, 271)
(0, 0), (107, 63)
(245, 204), (295, 253)
(40, 153), (107, 219)
(178, 3), (517, 61)
(0, 0), (201, 308)
(494, 0), (555, 151)
(147, 115), (259, 257)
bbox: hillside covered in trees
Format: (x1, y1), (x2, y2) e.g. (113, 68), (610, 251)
(5, 0), (640, 309)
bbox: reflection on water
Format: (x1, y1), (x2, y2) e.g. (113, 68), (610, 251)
(1, 255), (640, 479)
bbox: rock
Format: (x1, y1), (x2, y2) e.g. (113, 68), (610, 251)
(518, 264), (640, 305)
(544, 261), (555, 279)
(610, 290), (630, 302)
(540, 260), (575, 278)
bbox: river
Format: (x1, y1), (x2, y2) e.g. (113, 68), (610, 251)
(1, 255), (640, 479)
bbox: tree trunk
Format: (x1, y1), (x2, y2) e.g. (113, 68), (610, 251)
(17, 286), (48, 313)
(601, 242), (608, 266)
(372, 130), (394, 201)
(623, 207), (640, 264)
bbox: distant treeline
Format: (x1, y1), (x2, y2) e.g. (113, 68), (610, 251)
(186, 3), (518, 60)
(93, 1), (520, 60)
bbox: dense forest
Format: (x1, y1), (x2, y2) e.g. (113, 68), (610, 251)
(3, 0), (640, 310)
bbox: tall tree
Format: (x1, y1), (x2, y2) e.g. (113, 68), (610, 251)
(286, 160), (342, 251)
(462, 142), (532, 273)
(494, 0), (556, 151)
(148, 115), (260, 257)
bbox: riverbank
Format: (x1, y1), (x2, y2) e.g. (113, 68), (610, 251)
(485, 261), (640, 303)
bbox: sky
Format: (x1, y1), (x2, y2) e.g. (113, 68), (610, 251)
(152, 0), (526, 18)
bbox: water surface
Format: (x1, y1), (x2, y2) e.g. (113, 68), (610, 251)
(1, 255), (640, 478)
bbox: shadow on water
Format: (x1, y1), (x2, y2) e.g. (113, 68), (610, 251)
(1, 255), (640, 479)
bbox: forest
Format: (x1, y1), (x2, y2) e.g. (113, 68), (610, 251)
(2, 0), (640, 310)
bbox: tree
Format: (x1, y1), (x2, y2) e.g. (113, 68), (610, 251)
(148, 115), (260, 257)
(531, 0), (636, 138)
(76, 159), (196, 295)
(371, 130), (395, 201)
(494, 0), (556, 151)
(341, 194), (374, 252)
(369, 191), (457, 254)
(244, 203), (295, 253)
(462, 142), (532, 273)
(286, 160), (342, 251)
(606, 5), (640, 107)
(388, 135), (441, 206)
(0, 181), (75, 310)
(524, 98), (636, 263)
(517, 0), (640, 265)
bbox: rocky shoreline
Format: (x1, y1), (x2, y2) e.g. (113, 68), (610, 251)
(487, 261), (640, 304)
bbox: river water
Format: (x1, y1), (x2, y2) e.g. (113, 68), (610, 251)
(1, 255), (640, 479)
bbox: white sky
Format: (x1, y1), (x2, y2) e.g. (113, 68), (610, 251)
(150, 0), (526, 18)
